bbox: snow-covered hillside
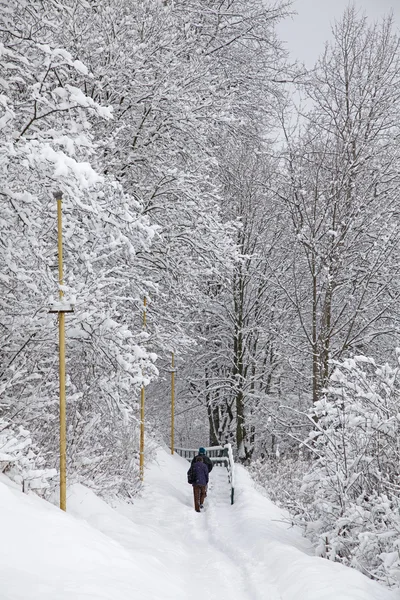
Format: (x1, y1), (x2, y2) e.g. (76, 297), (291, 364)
(0, 449), (395, 600)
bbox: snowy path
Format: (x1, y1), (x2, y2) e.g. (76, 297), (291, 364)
(175, 468), (256, 600)
(67, 454), (283, 599)
(81, 460), (276, 599)
(67, 449), (394, 600)
(0, 448), (397, 600)
(205, 468), (281, 599)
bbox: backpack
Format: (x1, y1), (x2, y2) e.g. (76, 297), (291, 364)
(187, 464), (196, 484)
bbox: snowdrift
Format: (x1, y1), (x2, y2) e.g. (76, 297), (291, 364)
(0, 449), (396, 600)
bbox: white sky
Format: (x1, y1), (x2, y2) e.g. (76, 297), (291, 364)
(277, 0), (400, 67)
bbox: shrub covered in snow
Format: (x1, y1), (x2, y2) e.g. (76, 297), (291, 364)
(0, 418), (56, 493)
(300, 353), (400, 588)
(248, 456), (311, 518)
(69, 416), (153, 500)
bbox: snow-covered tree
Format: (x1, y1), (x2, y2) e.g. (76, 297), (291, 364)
(280, 8), (400, 402)
(301, 352), (400, 587)
(183, 130), (291, 460)
(0, 0), (157, 495)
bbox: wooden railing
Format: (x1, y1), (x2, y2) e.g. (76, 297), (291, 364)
(174, 444), (235, 505)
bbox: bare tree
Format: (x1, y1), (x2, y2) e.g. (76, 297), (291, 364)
(281, 8), (400, 402)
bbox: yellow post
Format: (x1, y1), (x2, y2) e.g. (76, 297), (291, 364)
(139, 385), (145, 480)
(139, 296), (146, 481)
(171, 351), (175, 455)
(55, 191), (67, 511)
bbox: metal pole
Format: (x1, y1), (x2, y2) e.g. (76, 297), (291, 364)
(171, 351), (175, 455)
(139, 296), (146, 480)
(55, 191), (67, 511)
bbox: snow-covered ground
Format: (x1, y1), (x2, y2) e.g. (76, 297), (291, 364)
(0, 448), (396, 600)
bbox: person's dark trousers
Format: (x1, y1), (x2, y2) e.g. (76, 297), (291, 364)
(193, 485), (207, 512)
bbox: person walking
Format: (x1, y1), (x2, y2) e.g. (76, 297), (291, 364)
(191, 447), (213, 473)
(189, 456), (209, 512)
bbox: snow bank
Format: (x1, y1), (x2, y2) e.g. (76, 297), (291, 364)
(224, 466), (396, 600)
(0, 448), (396, 600)
(0, 474), (180, 600)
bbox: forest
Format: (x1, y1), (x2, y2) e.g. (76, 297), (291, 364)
(1, 0), (400, 589)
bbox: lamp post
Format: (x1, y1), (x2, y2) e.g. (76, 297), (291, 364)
(139, 296), (146, 480)
(51, 191), (67, 510)
(171, 351), (175, 455)
(49, 191), (74, 510)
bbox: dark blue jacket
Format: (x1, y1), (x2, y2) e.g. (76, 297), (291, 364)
(191, 454), (213, 473)
(192, 461), (209, 486)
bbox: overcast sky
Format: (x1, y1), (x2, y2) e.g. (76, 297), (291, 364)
(277, 0), (400, 67)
